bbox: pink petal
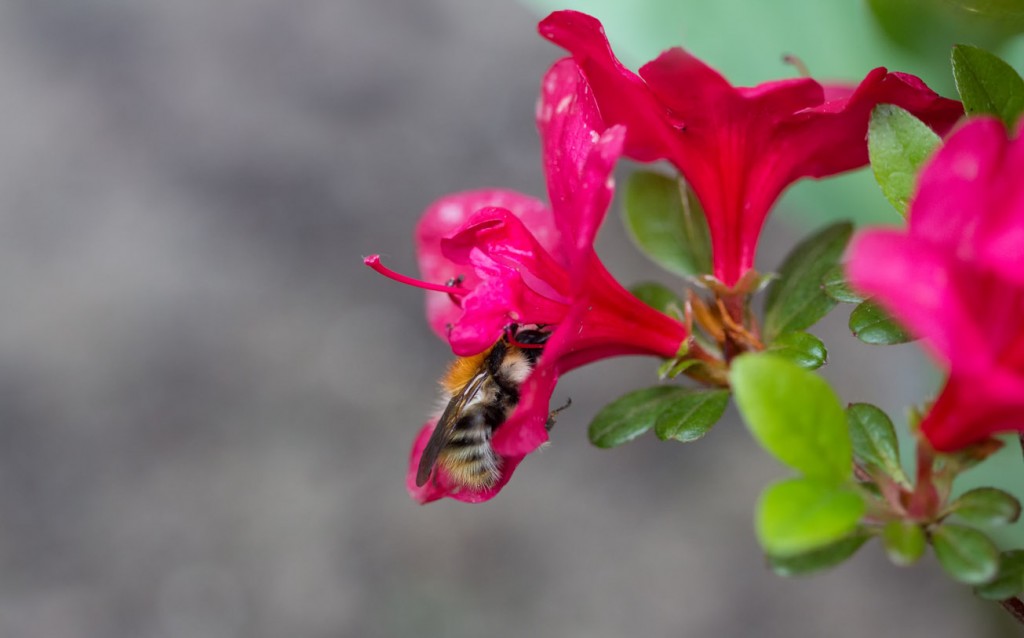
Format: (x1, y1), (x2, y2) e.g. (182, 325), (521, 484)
(911, 118), (1005, 248)
(407, 420), (525, 504)
(538, 10), (684, 163)
(921, 374), (1024, 451)
(846, 229), (988, 373)
(538, 59), (625, 253)
(638, 47), (737, 116)
(416, 190), (556, 341)
(912, 118), (1024, 285)
(440, 208), (572, 355)
(777, 69), (961, 181)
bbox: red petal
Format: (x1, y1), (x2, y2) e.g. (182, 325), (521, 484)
(538, 10), (683, 162)
(415, 190), (555, 341)
(406, 420), (526, 504)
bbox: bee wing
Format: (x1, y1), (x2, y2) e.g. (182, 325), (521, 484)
(415, 370), (491, 487)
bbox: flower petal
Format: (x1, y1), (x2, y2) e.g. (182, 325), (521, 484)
(846, 229), (991, 373)
(407, 420), (526, 504)
(416, 190), (555, 341)
(922, 374), (1024, 451)
(911, 117), (1024, 285)
(538, 59), (626, 259)
(538, 10), (683, 163)
(782, 69), (962, 180)
(441, 208), (572, 355)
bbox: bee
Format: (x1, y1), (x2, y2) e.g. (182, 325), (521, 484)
(416, 326), (557, 490)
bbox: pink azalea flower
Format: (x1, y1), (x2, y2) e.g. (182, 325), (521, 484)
(367, 59), (691, 503)
(847, 118), (1024, 451)
(539, 10), (963, 288)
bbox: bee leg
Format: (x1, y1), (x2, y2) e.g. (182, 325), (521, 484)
(545, 397), (572, 431)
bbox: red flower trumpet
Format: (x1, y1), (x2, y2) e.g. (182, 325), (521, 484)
(367, 60), (690, 502)
(540, 10), (963, 288)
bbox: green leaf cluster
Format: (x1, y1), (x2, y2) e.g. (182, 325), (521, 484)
(731, 355), (866, 562)
(817, 261), (915, 347)
(588, 386), (729, 448)
(762, 222), (851, 341)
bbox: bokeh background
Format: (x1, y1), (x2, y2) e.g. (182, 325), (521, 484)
(1, 0), (1022, 636)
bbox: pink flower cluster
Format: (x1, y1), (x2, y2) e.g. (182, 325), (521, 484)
(367, 57), (691, 503)
(540, 11), (961, 287)
(369, 10), (975, 502)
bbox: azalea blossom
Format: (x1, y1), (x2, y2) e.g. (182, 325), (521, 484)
(539, 10), (963, 287)
(847, 118), (1024, 451)
(367, 59), (691, 502)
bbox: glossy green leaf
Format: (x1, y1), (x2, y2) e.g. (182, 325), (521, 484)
(821, 264), (866, 304)
(623, 171), (712, 277)
(588, 386), (685, 448)
(868, 104), (940, 216)
(763, 222), (852, 340)
(765, 331), (828, 370)
(757, 478), (866, 557)
(731, 354), (852, 482)
(932, 524), (1001, 585)
(767, 530), (870, 577)
(976, 550), (1024, 600)
(950, 0), (1024, 17)
(952, 44), (1024, 128)
(849, 299), (914, 345)
(630, 281), (684, 317)
(654, 388), (730, 443)
(942, 0), (1024, 32)
(882, 520), (926, 566)
(846, 403), (908, 484)
(867, 0), (1023, 52)
(949, 487), (1022, 526)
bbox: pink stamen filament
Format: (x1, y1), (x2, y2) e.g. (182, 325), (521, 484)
(363, 255), (469, 296)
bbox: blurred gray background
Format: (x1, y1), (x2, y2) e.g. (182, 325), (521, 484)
(0, 0), (1015, 636)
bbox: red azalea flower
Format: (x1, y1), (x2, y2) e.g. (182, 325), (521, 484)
(539, 10), (963, 287)
(847, 118), (1024, 451)
(367, 59), (690, 503)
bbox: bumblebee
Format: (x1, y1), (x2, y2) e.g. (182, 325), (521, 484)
(416, 326), (553, 490)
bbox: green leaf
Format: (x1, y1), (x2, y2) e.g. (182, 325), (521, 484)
(882, 520), (926, 566)
(867, 104), (941, 217)
(849, 299), (914, 345)
(654, 388), (730, 443)
(765, 331), (828, 370)
(731, 354), (852, 482)
(763, 222), (853, 340)
(932, 524), (1001, 585)
(767, 530), (870, 577)
(821, 264), (866, 304)
(757, 478), (866, 557)
(952, 44), (1024, 129)
(623, 171), (712, 277)
(846, 403), (908, 484)
(630, 281), (684, 317)
(976, 551), (1024, 601)
(949, 487), (1022, 526)
(588, 386), (686, 448)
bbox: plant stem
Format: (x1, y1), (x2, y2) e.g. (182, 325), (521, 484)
(999, 434), (1024, 627)
(999, 597), (1024, 625)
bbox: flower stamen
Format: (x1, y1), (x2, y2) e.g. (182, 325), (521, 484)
(364, 254), (469, 297)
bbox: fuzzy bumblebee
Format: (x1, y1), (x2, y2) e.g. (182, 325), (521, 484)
(416, 327), (550, 489)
